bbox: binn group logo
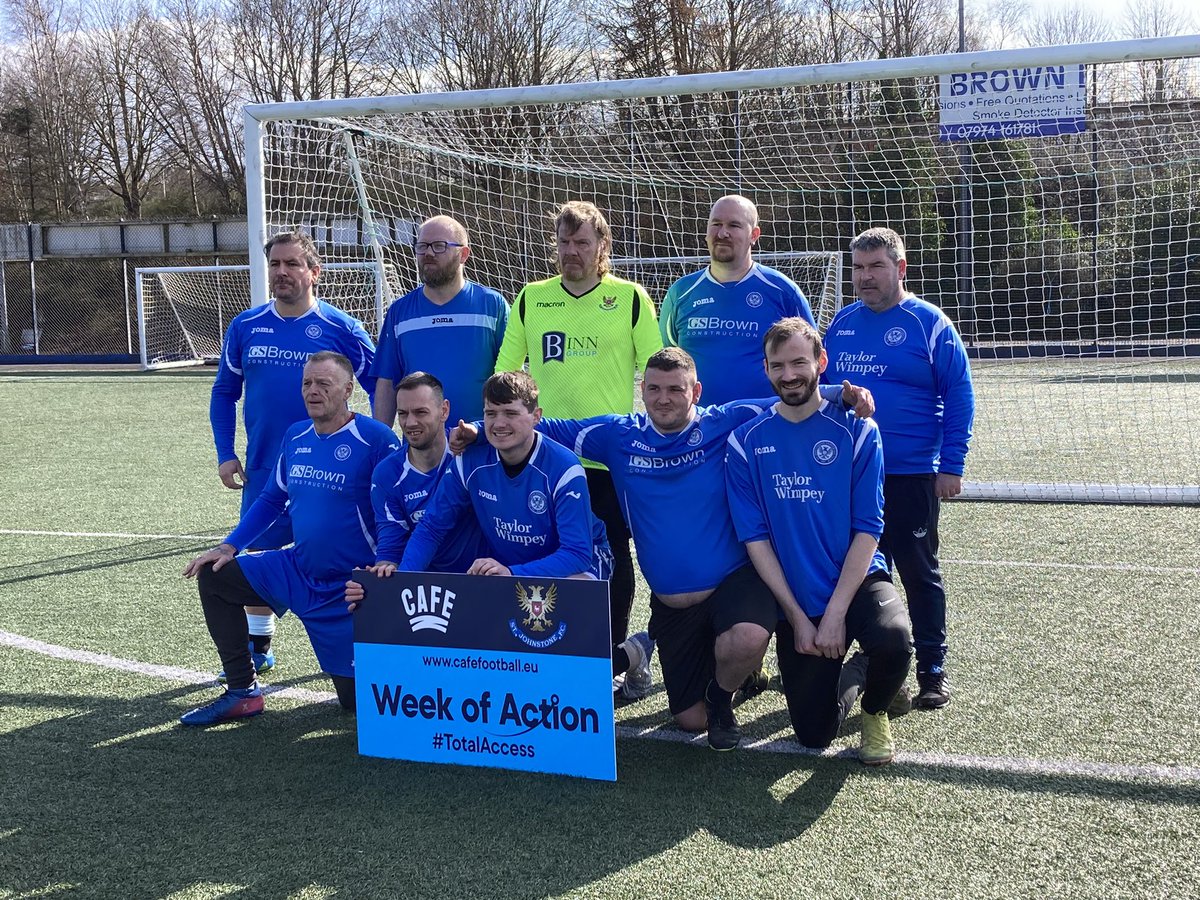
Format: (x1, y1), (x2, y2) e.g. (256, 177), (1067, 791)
(401, 583), (456, 632)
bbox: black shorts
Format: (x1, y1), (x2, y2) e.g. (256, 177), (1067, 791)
(648, 563), (778, 715)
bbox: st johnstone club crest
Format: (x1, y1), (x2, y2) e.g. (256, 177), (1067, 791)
(528, 490), (548, 514)
(305, 323), (323, 339)
(510, 582), (567, 648)
(517, 582), (556, 632)
(600, 295), (618, 311)
(884, 326), (906, 346)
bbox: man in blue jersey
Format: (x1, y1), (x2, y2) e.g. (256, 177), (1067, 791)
(210, 229), (376, 673)
(823, 228), (975, 710)
(373, 216), (508, 427)
(659, 195), (816, 405)
(368, 372), (489, 575)
(726, 318), (913, 765)
(182, 352), (400, 726)
(450, 349), (875, 750)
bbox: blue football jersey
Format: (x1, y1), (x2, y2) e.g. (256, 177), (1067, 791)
(823, 296), (974, 476)
(726, 402), (887, 618)
(227, 414), (400, 580)
(659, 263), (815, 405)
(373, 281), (509, 422)
(210, 300), (377, 472)
(371, 445), (489, 573)
(400, 433), (605, 578)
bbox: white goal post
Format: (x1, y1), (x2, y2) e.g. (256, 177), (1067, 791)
(242, 36), (1200, 504)
(135, 263), (390, 370)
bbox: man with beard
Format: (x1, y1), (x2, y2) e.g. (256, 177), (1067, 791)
(373, 216), (509, 427)
(364, 372), (488, 577)
(659, 195), (816, 405)
(726, 318), (913, 765)
(450, 348), (875, 750)
(494, 201), (661, 698)
(209, 229), (376, 676)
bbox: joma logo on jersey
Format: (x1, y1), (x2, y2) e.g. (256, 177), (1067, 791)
(542, 332), (599, 363)
(431, 316), (454, 324)
(251, 326), (275, 334)
(631, 441), (655, 453)
(248, 345), (310, 362)
(288, 464), (346, 485)
(834, 329), (855, 336)
(692, 297), (715, 307)
(478, 489), (498, 501)
(754, 445), (776, 455)
(402, 583), (456, 633)
(686, 316), (759, 333)
(404, 489), (428, 502)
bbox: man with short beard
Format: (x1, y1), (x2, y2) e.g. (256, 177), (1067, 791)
(659, 195), (816, 405)
(373, 216), (509, 427)
(726, 318), (913, 766)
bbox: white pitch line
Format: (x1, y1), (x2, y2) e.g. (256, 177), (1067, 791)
(3, 628), (1199, 786)
(4, 528), (1199, 577)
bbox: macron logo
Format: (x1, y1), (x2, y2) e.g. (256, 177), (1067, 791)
(401, 583), (456, 633)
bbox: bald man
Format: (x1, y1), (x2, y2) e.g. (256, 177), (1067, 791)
(373, 215), (509, 426)
(659, 195), (816, 405)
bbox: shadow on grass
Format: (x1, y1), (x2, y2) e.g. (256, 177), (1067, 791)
(0, 684), (851, 899)
(0, 539), (213, 587)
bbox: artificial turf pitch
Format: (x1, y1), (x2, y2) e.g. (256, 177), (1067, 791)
(1, 370), (1197, 899)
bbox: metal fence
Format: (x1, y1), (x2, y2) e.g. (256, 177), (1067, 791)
(0, 221), (250, 362)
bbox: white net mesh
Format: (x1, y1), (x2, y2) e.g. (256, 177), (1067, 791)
(249, 43), (1200, 503)
(136, 263), (392, 369)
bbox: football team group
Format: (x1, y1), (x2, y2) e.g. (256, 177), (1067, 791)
(181, 194), (975, 767)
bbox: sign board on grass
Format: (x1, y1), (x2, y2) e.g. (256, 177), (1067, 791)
(353, 570), (616, 781)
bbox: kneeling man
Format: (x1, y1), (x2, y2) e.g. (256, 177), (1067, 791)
(726, 319), (913, 765)
(181, 351), (399, 725)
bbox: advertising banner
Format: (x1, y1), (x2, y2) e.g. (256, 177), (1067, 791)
(353, 571), (616, 781)
(938, 65), (1087, 141)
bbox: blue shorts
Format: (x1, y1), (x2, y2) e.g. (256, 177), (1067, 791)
(237, 547), (353, 677)
(240, 466), (293, 551)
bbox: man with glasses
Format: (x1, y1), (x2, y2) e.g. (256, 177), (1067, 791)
(373, 215), (509, 427)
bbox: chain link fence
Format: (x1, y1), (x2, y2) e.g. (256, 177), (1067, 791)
(0, 221), (251, 361)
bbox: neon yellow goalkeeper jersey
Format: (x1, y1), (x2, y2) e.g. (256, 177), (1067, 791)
(495, 273), (662, 466)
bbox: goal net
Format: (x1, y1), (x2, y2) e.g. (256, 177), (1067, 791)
(136, 263), (393, 370)
(244, 36), (1200, 504)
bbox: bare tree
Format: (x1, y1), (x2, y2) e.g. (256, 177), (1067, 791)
(85, 0), (164, 217)
(2, 0), (99, 216)
(1021, 1), (1112, 46)
(143, 0), (247, 212)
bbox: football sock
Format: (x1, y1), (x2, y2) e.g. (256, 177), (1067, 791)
(705, 679), (733, 709)
(612, 645), (631, 678)
(331, 675), (356, 712)
(246, 613), (275, 653)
